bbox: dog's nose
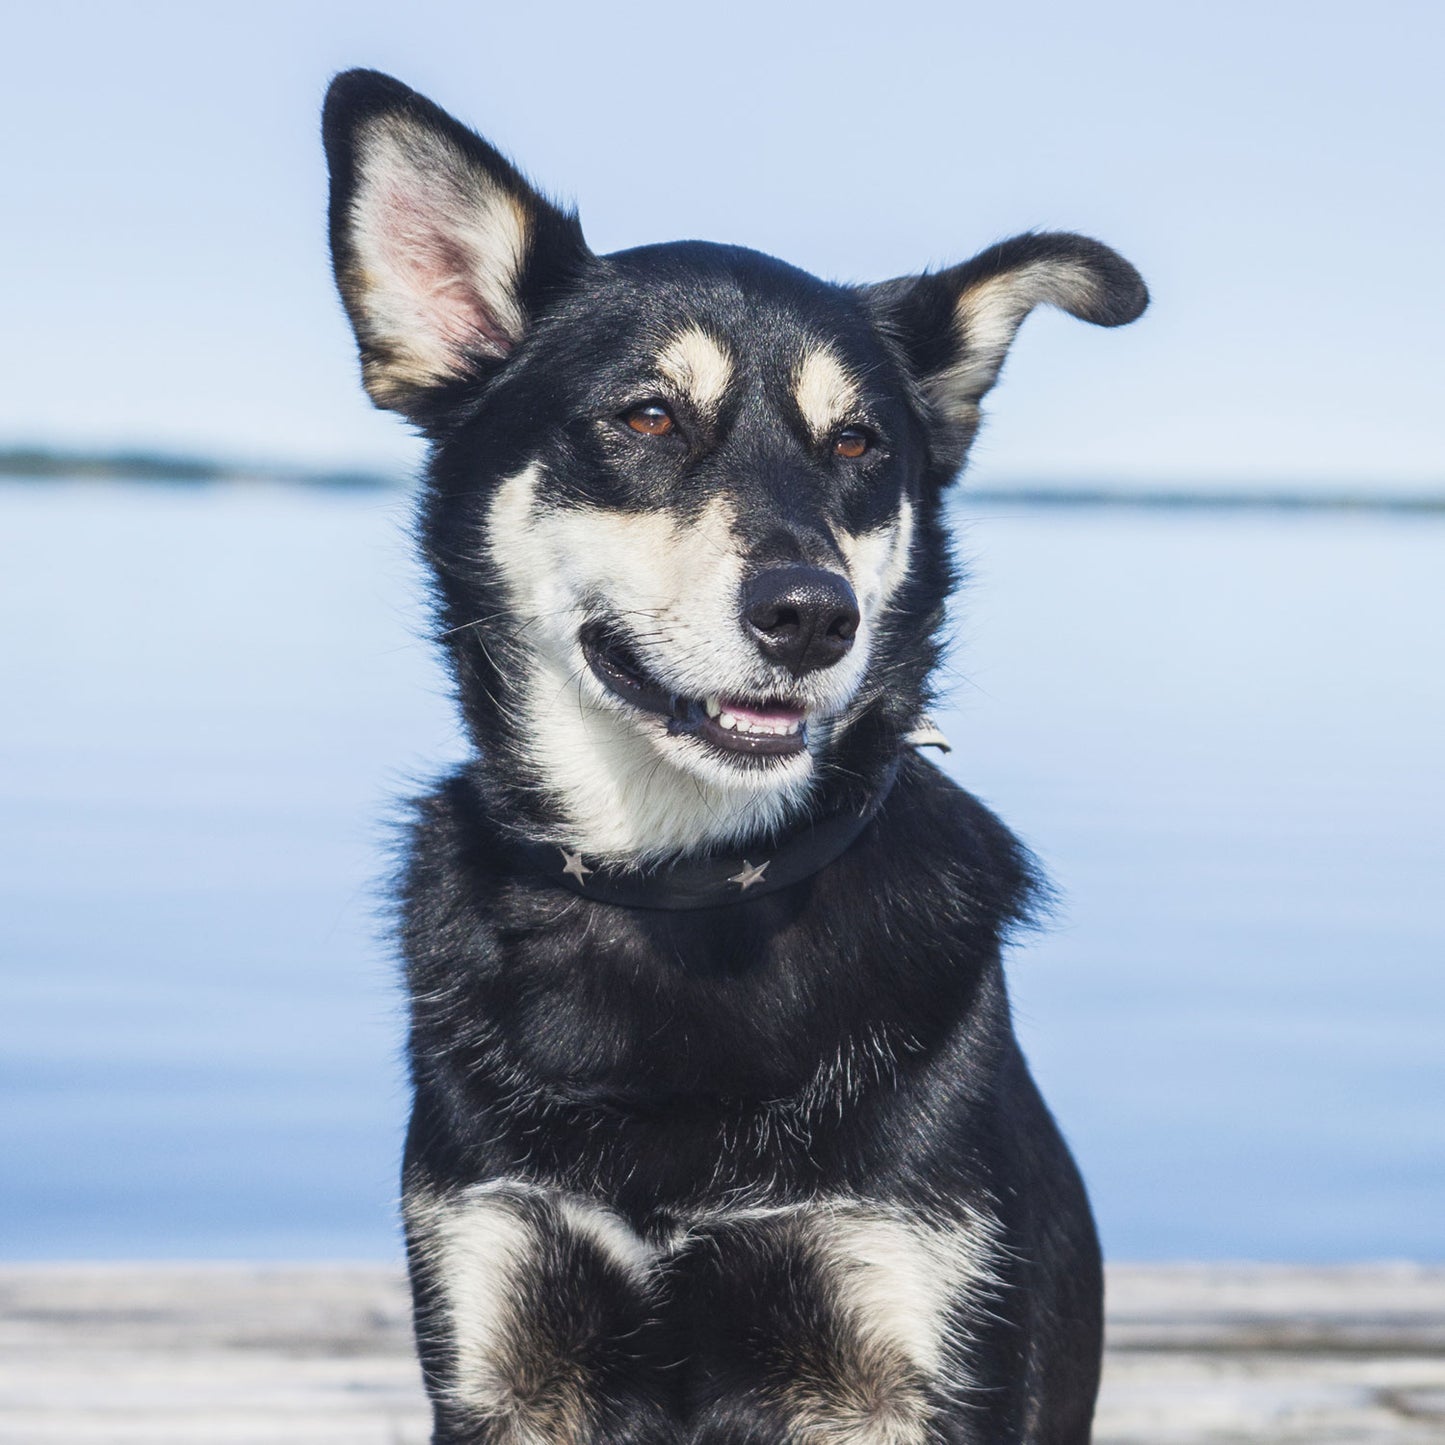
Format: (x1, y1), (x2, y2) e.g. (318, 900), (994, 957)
(743, 566), (860, 675)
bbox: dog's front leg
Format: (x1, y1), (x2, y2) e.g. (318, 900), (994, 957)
(676, 1203), (1002, 1445)
(404, 1180), (680, 1445)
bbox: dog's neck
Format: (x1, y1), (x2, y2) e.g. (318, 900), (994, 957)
(511, 754), (902, 907)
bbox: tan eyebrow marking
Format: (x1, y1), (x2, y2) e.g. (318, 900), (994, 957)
(794, 345), (862, 440)
(654, 325), (735, 414)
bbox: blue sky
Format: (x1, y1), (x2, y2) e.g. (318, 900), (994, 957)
(5, 0), (1442, 489)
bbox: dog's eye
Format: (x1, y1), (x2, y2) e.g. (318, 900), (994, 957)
(834, 426), (872, 459)
(623, 403), (675, 437)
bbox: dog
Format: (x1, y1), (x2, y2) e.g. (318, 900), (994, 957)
(323, 68), (1147, 1445)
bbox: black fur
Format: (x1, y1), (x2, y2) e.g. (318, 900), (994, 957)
(324, 67), (1147, 1445)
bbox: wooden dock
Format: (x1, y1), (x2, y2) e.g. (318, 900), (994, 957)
(1, 1263), (1441, 1442)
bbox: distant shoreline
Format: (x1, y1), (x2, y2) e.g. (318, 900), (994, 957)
(0, 447), (392, 491)
(954, 487), (1445, 514)
(2, 448), (1442, 513)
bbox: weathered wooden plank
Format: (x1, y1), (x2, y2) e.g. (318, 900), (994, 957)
(1, 1264), (1442, 1442)
(1097, 1263), (1445, 1443)
(0, 1265), (426, 1443)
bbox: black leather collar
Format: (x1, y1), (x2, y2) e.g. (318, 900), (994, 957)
(515, 757), (902, 911)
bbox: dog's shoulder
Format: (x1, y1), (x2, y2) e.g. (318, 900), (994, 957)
(870, 750), (1047, 943)
(395, 768), (520, 986)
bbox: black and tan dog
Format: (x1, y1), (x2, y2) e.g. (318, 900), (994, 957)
(324, 68), (1147, 1445)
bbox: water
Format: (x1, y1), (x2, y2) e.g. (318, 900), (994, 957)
(1, 481), (1441, 1260)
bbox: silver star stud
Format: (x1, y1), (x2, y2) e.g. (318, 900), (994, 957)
(729, 858), (770, 891)
(559, 848), (593, 884)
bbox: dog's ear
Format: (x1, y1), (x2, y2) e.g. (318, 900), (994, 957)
(862, 232), (1147, 472)
(323, 69), (592, 421)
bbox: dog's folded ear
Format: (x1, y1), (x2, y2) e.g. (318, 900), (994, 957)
(862, 232), (1148, 472)
(323, 69), (592, 421)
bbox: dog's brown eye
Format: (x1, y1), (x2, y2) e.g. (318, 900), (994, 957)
(624, 403), (675, 436)
(835, 426), (871, 459)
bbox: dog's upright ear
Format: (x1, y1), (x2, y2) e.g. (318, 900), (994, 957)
(323, 69), (592, 422)
(862, 232), (1148, 474)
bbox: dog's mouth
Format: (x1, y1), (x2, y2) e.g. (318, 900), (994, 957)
(581, 623), (808, 760)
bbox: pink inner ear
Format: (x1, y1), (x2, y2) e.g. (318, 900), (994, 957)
(373, 176), (517, 365)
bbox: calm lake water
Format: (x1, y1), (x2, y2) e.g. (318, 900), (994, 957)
(2, 480), (1441, 1261)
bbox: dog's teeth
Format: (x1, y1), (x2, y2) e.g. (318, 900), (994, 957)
(705, 696), (721, 718)
(713, 707), (804, 738)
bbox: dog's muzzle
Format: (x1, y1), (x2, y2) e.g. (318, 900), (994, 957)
(579, 567), (858, 766)
(580, 622), (811, 762)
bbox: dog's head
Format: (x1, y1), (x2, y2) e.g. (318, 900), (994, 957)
(324, 71), (1147, 862)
